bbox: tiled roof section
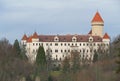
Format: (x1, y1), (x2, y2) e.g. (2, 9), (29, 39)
(91, 11), (104, 22)
(39, 35), (55, 42)
(27, 36), (33, 42)
(22, 34), (28, 40)
(103, 33), (110, 39)
(38, 35), (102, 42)
(88, 30), (92, 34)
(32, 32), (39, 38)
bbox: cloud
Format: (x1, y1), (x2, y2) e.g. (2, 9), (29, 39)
(0, 0), (120, 43)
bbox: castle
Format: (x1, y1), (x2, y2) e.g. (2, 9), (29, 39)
(21, 11), (110, 65)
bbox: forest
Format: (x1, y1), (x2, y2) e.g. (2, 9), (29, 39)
(0, 35), (120, 81)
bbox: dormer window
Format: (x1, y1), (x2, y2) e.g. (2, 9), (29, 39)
(72, 36), (77, 42)
(89, 36), (93, 42)
(54, 36), (59, 42)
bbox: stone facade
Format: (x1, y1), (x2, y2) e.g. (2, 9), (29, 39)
(21, 12), (110, 65)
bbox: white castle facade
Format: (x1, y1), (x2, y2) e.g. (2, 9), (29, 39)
(21, 12), (110, 65)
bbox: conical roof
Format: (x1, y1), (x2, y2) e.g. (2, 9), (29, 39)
(103, 33), (110, 39)
(91, 11), (104, 22)
(22, 34), (27, 40)
(32, 32), (39, 38)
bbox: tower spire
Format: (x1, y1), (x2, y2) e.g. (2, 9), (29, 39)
(91, 11), (104, 22)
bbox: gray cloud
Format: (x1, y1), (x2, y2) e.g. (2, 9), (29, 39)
(0, 0), (120, 43)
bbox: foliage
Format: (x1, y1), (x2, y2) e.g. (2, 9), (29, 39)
(93, 51), (98, 63)
(0, 38), (34, 81)
(36, 46), (47, 66)
(71, 51), (81, 73)
(62, 57), (70, 73)
(13, 39), (28, 60)
(13, 39), (21, 55)
(48, 75), (53, 81)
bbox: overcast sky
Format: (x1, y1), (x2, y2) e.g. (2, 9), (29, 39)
(0, 0), (120, 43)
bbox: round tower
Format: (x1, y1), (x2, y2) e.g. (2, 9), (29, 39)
(91, 11), (104, 37)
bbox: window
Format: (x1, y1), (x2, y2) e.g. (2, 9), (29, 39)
(61, 43), (63, 46)
(80, 43), (81, 46)
(33, 43), (34, 46)
(72, 43), (74, 46)
(54, 36), (59, 42)
(59, 58), (61, 61)
(61, 50), (63, 53)
(87, 50), (88, 52)
(90, 44), (92, 46)
(94, 43), (96, 46)
(90, 50), (92, 53)
(46, 50), (48, 52)
(55, 50), (58, 53)
(83, 43), (85, 46)
(68, 43), (70, 46)
(46, 43), (48, 46)
(63, 55), (64, 57)
(36, 43), (38, 46)
(89, 37), (93, 42)
(56, 55), (57, 57)
(33, 49), (35, 52)
(97, 44), (99, 46)
(50, 43), (52, 46)
(64, 50), (66, 52)
(55, 43), (58, 46)
(72, 36), (77, 42)
(87, 43), (88, 46)
(68, 50), (70, 52)
(75, 43), (77, 46)
(83, 49), (85, 53)
(51, 50), (52, 53)
(80, 50), (81, 52)
(64, 43), (66, 46)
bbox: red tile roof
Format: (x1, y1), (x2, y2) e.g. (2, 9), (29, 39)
(22, 34), (28, 40)
(91, 11), (104, 22)
(23, 32), (103, 43)
(103, 33), (110, 39)
(27, 36), (33, 42)
(88, 30), (92, 34)
(38, 35), (102, 42)
(32, 32), (39, 38)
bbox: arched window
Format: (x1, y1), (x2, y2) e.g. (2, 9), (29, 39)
(89, 36), (93, 42)
(72, 36), (77, 42)
(54, 36), (59, 42)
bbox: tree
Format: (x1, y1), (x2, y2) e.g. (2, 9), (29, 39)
(93, 51), (98, 63)
(36, 46), (47, 67)
(48, 75), (53, 81)
(71, 51), (81, 73)
(116, 48), (120, 73)
(13, 39), (21, 55)
(0, 38), (34, 81)
(13, 39), (27, 60)
(46, 47), (53, 71)
(62, 57), (70, 73)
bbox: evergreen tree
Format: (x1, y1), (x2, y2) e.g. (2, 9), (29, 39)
(36, 46), (47, 67)
(13, 39), (21, 55)
(93, 51), (98, 63)
(13, 39), (27, 60)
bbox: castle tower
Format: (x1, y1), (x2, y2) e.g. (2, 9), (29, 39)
(91, 11), (104, 37)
